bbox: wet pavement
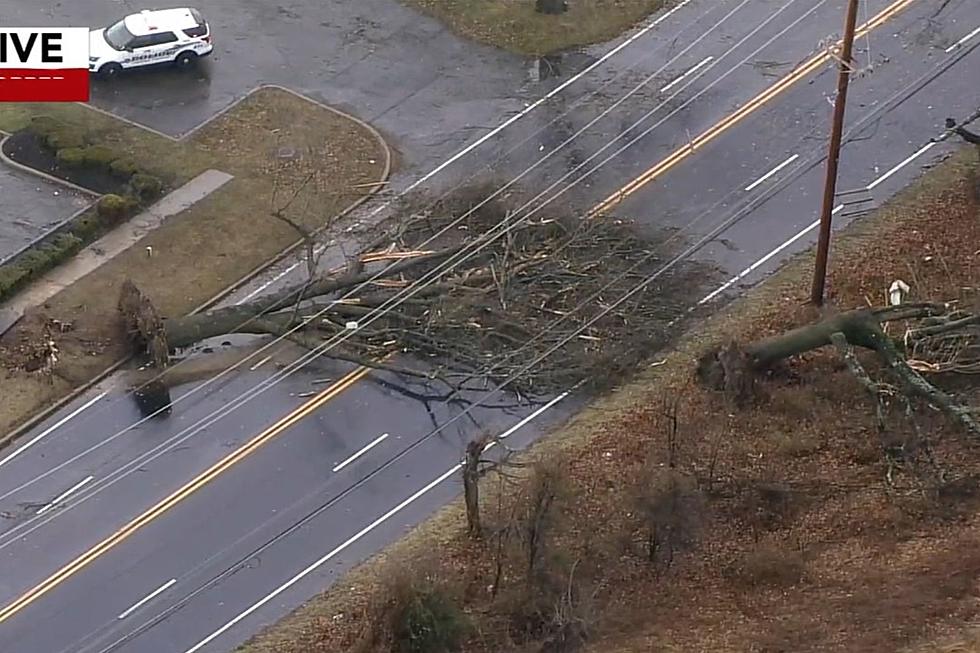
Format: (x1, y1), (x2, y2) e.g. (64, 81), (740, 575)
(0, 166), (92, 264)
(1, 0), (980, 651)
(4, 0), (529, 175)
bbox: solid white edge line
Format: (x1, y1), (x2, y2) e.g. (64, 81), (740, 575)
(945, 25), (980, 53)
(699, 205), (843, 305)
(244, 0), (695, 299)
(703, 130), (944, 305)
(184, 391), (572, 653)
(866, 142), (935, 189)
(237, 244), (326, 305)
(659, 55), (715, 93)
(35, 475), (94, 516)
(332, 433), (390, 473)
(487, 389), (571, 449)
(0, 392), (106, 469)
(117, 578), (177, 620)
(183, 465), (459, 653)
(743, 153), (800, 191)
(242, 0), (698, 300)
(367, 0), (694, 215)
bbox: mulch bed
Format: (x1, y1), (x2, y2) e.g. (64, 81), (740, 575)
(1, 131), (123, 195)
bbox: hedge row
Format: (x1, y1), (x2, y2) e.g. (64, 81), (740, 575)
(27, 115), (164, 202)
(0, 117), (168, 303)
(0, 194), (147, 302)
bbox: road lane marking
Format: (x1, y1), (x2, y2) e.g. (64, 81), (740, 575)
(117, 578), (177, 620)
(700, 121), (943, 304)
(589, 0), (918, 218)
(238, 1), (699, 301)
(0, 366), (369, 624)
(184, 389), (572, 653)
(699, 206), (842, 304)
(744, 153), (800, 191)
(0, 393), (106, 470)
(659, 56), (715, 93)
(247, 355), (272, 371)
(332, 433), (389, 472)
(236, 245), (327, 304)
(365, 0), (694, 218)
(35, 476), (94, 516)
(945, 25), (980, 53)
(866, 141), (935, 189)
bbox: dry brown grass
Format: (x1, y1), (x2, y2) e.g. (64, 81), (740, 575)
(240, 147), (979, 653)
(0, 88), (389, 439)
(403, 0), (667, 55)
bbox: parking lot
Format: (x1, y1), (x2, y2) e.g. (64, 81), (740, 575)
(6, 0), (532, 175)
(0, 166), (90, 263)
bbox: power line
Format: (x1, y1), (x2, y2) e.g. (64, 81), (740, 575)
(8, 0), (760, 450)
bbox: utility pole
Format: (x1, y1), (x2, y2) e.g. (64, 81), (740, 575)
(811, 0), (861, 306)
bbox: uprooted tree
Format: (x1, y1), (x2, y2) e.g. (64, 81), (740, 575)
(118, 186), (718, 400)
(697, 302), (980, 438)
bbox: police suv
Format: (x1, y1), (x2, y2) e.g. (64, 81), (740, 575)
(88, 7), (212, 78)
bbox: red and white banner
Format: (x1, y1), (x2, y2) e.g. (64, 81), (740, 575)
(0, 28), (89, 102)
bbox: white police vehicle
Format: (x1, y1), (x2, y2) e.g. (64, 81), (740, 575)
(88, 7), (212, 79)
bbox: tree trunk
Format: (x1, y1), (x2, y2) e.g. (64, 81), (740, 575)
(698, 306), (980, 437)
(745, 309), (884, 367)
(463, 436), (487, 539)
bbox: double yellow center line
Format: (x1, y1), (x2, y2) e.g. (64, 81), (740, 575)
(588, 0), (918, 218)
(0, 366), (370, 623)
(0, 0), (920, 626)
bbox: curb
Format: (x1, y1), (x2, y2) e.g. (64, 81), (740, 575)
(0, 201), (95, 268)
(0, 87), (394, 452)
(0, 133), (102, 198)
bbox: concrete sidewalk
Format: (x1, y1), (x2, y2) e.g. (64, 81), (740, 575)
(0, 169), (233, 332)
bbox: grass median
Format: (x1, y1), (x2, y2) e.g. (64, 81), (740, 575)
(0, 87), (390, 438)
(404, 0), (667, 55)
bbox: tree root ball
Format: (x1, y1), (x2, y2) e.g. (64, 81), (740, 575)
(131, 380), (173, 418)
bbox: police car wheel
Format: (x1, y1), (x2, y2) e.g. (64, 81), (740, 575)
(98, 63), (122, 80)
(175, 51), (198, 69)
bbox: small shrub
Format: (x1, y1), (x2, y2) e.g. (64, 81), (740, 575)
(735, 481), (797, 532)
(56, 147), (88, 167)
(15, 247), (59, 281)
(389, 575), (467, 653)
(27, 116), (85, 150)
(27, 115), (60, 135)
(49, 232), (83, 257)
(767, 386), (815, 422)
(0, 265), (27, 298)
(110, 158), (139, 179)
(130, 173), (163, 201)
(633, 467), (704, 564)
(97, 194), (138, 222)
(78, 145), (117, 168)
(71, 211), (104, 241)
(46, 128), (86, 151)
(771, 432), (822, 458)
(731, 543), (806, 588)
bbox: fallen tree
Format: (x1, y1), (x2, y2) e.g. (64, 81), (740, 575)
(118, 189), (719, 397)
(697, 302), (980, 436)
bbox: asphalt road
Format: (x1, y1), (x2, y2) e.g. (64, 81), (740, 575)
(1, 0), (979, 651)
(0, 167), (91, 263)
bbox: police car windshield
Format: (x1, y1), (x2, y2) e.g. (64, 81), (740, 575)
(104, 19), (135, 50)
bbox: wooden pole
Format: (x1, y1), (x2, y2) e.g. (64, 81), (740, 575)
(811, 0), (861, 306)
